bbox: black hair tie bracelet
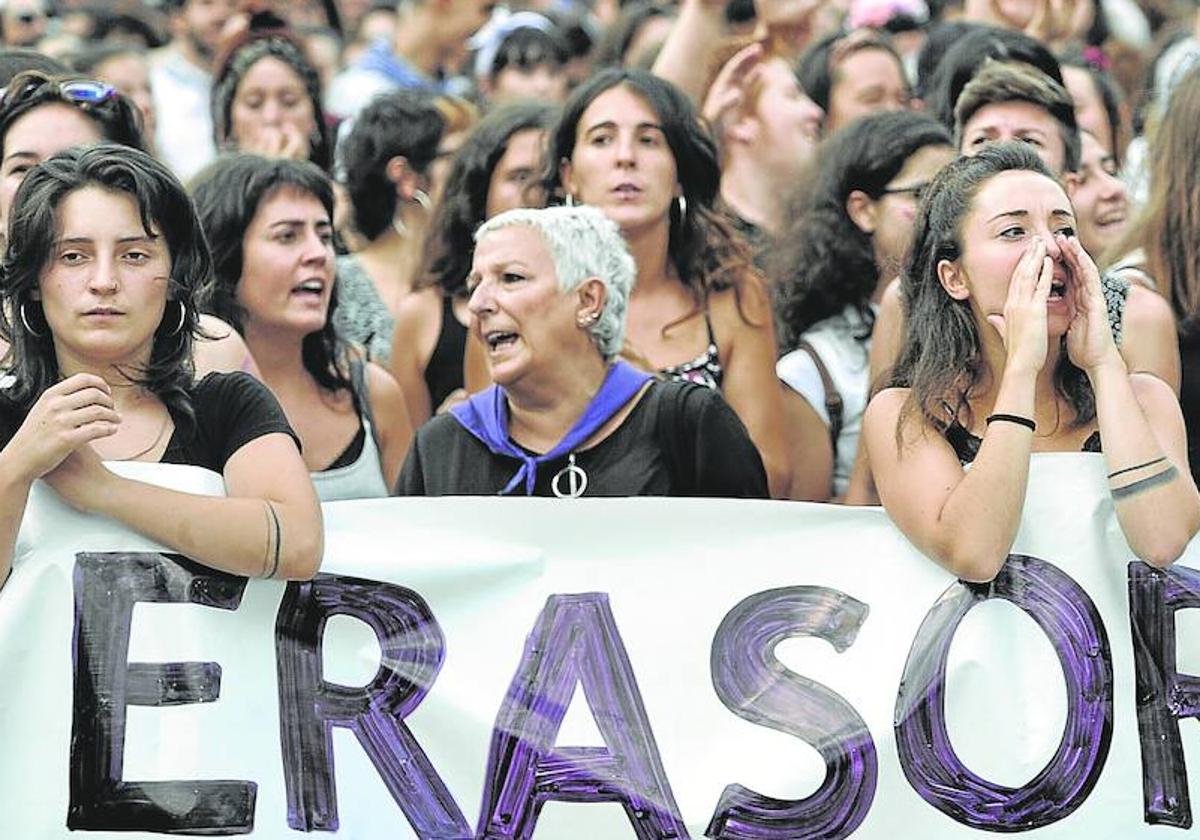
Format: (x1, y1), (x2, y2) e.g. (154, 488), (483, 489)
(986, 413), (1036, 432)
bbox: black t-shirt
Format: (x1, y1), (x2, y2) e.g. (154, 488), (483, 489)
(1181, 332), (1200, 484)
(0, 372), (298, 473)
(396, 379), (768, 498)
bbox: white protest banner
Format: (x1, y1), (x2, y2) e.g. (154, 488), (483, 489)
(0, 455), (1198, 839)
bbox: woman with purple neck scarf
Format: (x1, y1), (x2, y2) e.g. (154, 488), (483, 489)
(395, 205), (767, 498)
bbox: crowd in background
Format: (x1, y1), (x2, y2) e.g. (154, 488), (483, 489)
(1, 0), (1200, 585)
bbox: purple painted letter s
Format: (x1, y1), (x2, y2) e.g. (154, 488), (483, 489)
(476, 593), (689, 840)
(69, 552), (255, 834)
(895, 554), (1112, 831)
(275, 574), (469, 836)
(1128, 560), (1200, 829)
(706, 586), (877, 840)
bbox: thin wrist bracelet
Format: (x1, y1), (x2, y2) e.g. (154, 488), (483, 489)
(986, 413), (1036, 432)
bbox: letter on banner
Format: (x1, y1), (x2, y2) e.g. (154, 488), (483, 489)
(895, 554), (1113, 830)
(68, 552), (256, 833)
(706, 586), (877, 840)
(477, 593), (689, 840)
(1129, 561), (1200, 828)
(275, 574), (469, 835)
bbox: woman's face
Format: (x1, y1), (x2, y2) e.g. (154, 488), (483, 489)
(946, 169), (1077, 337)
(95, 53), (157, 146)
(826, 48), (909, 134)
(37, 185), (171, 370)
(561, 84), (678, 236)
(486, 128), (545, 219)
(492, 62), (569, 105)
(238, 186), (334, 337)
(467, 224), (590, 389)
(1062, 66), (1113, 157)
(229, 56), (317, 160)
(1, 103), (103, 233)
(1065, 131), (1128, 256)
(751, 57), (822, 177)
(866, 144), (956, 280)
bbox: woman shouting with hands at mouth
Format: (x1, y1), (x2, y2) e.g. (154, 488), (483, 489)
(0, 145), (323, 592)
(192, 155), (413, 501)
(862, 143), (1200, 582)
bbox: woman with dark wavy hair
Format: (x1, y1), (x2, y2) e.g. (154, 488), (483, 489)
(862, 143), (1199, 581)
(391, 102), (556, 424)
(192, 154), (412, 501)
(541, 68), (790, 496)
(773, 111), (953, 501)
(0, 144), (323, 591)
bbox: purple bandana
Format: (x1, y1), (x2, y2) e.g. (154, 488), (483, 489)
(450, 361), (653, 495)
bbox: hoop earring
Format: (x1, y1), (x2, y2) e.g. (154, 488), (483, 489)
(413, 189), (432, 211)
(676, 195), (687, 220)
(564, 193), (576, 207)
(165, 300), (187, 337)
(19, 302), (45, 338)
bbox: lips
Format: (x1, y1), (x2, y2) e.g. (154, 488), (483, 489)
(611, 182), (642, 196)
(485, 330), (519, 352)
(83, 307), (123, 316)
(291, 278), (326, 298)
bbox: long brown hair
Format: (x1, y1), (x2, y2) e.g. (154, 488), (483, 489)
(1108, 64), (1200, 337)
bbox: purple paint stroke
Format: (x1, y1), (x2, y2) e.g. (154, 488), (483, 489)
(68, 552), (255, 834)
(706, 586), (877, 840)
(894, 554), (1112, 831)
(476, 593), (689, 840)
(1128, 561), (1200, 829)
(275, 574), (469, 836)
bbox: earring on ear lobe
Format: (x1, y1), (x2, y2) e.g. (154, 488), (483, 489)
(165, 300), (187, 337)
(676, 195), (687, 220)
(413, 189), (432, 211)
(18, 301), (45, 338)
(564, 193), (576, 207)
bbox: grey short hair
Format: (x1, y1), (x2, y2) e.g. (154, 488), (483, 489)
(475, 205), (635, 361)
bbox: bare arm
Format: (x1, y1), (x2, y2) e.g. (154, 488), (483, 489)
(868, 277), (905, 389)
(651, 0), (728, 104)
(1120, 284), (1180, 394)
(712, 279), (792, 498)
(865, 241), (1053, 581)
(366, 362), (414, 490)
(44, 432), (323, 580)
(195, 314), (260, 379)
(781, 383), (833, 501)
(387, 290), (441, 426)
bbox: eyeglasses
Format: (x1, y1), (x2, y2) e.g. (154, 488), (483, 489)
(879, 181), (929, 203)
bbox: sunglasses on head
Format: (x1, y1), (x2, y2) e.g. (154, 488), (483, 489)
(2, 75), (117, 109)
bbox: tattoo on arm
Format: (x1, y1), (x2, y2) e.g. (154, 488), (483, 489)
(263, 501), (282, 579)
(1111, 465), (1180, 501)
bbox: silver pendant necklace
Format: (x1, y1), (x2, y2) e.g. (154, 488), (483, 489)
(551, 453), (588, 498)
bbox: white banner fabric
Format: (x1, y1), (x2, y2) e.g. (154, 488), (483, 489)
(0, 455), (1198, 839)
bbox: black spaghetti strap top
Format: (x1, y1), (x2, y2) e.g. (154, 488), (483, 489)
(946, 421), (1102, 465)
(424, 293), (468, 412)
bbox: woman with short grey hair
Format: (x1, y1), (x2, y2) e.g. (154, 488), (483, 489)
(395, 205), (768, 498)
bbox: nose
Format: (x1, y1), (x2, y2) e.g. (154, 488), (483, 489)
(301, 230), (330, 264)
(467, 278), (493, 317)
(88, 259), (119, 294)
(1099, 170), (1127, 202)
(1041, 229), (1066, 262)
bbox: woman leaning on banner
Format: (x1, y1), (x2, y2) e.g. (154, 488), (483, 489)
(395, 205), (768, 498)
(0, 144), (323, 592)
(861, 143), (1200, 582)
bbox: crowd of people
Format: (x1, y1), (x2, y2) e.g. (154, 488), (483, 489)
(0, 0), (1198, 589)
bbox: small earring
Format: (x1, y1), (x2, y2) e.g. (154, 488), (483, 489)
(577, 311), (599, 328)
(676, 195), (687, 220)
(564, 193), (576, 207)
(165, 300), (187, 337)
(19, 302), (45, 338)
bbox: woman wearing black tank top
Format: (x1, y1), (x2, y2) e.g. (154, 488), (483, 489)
(862, 144), (1199, 582)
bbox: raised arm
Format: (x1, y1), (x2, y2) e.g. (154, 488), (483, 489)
(388, 289), (441, 426)
(864, 241), (1053, 581)
(651, 0), (728, 104)
(1063, 234), (1200, 565)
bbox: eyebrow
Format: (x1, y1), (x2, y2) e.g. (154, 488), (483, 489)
(3, 150), (38, 165)
(583, 120), (664, 135)
(268, 218), (331, 228)
(55, 234), (160, 245)
(987, 208), (1075, 223)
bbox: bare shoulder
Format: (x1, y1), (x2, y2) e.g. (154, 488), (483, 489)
(194, 314), (258, 378)
(1128, 370), (1180, 411)
(708, 272), (773, 342)
(1124, 284), (1175, 328)
(394, 287), (442, 324)
(365, 361), (403, 401)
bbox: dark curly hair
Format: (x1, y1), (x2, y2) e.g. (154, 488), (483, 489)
(417, 102), (556, 296)
(890, 142), (1095, 436)
(542, 68), (754, 317)
(190, 153), (350, 395)
(0, 70), (145, 162)
(211, 21), (333, 173)
(338, 88), (445, 242)
(772, 111), (952, 351)
(0, 144), (206, 427)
